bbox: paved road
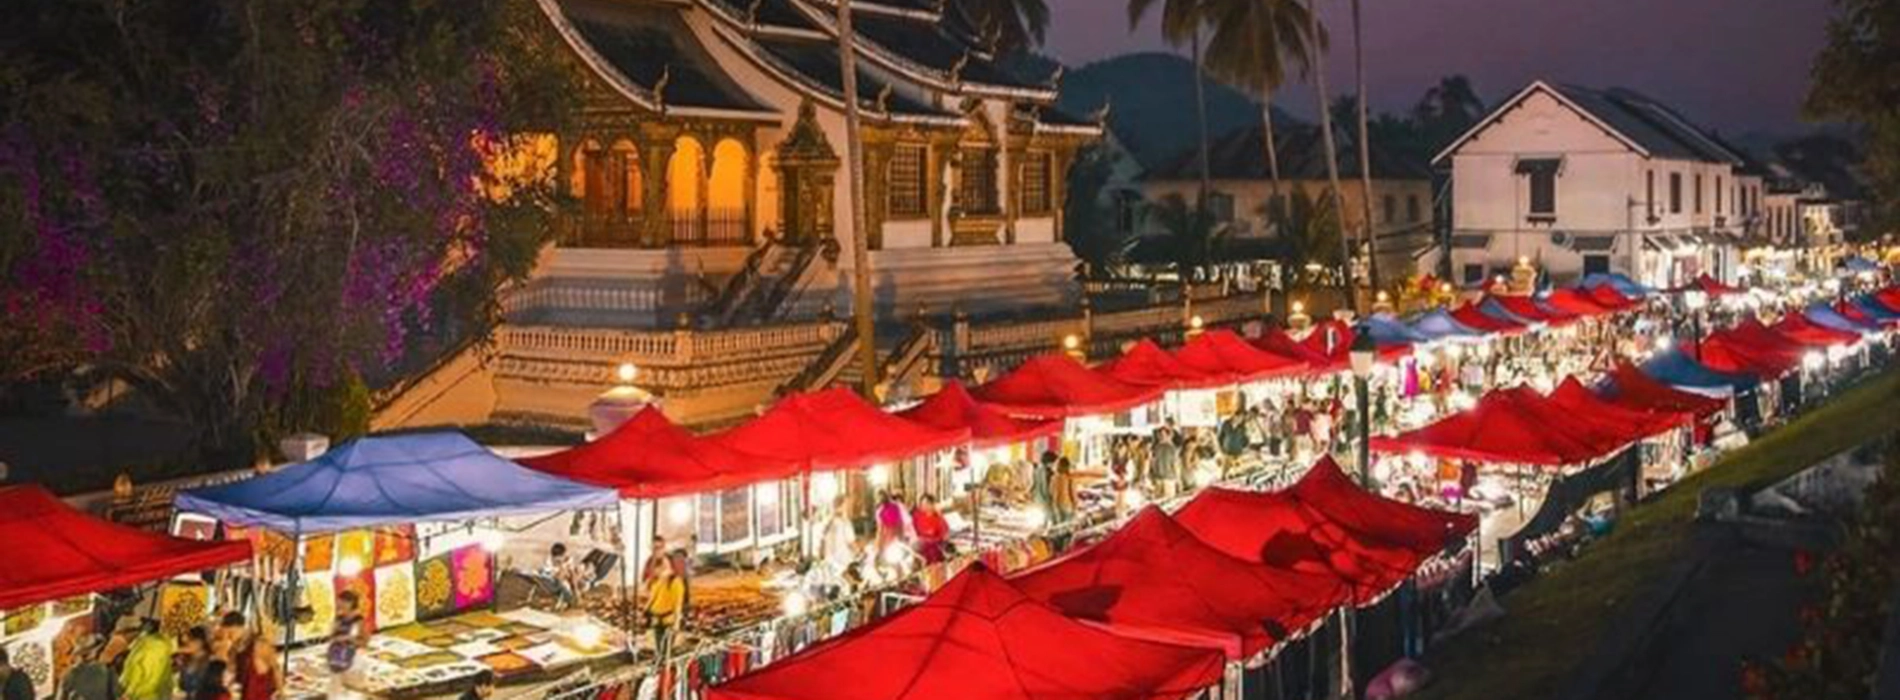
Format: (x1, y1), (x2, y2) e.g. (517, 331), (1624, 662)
(1629, 528), (1823, 699)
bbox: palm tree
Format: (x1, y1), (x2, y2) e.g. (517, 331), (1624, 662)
(1302, 0), (1356, 313)
(1200, 0), (1321, 238)
(1147, 193), (1224, 269)
(958, 0), (1051, 56)
(833, 0), (877, 397)
(1413, 75), (1486, 152)
(1128, 0), (1214, 207)
(1349, 0), (1380, 294)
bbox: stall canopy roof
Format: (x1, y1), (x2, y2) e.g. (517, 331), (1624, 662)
(1687, 333), (1801, 379)
(1585, 284), (1643, 311)
(1171, 483), (1426, 605)
(0, 485), (253, 610)
(1172, 330), (1308, 382)
(1836, 299), (1892, 327)
(1850, 295), (1900, 323)
(1450, 302), (1527, 335)
(707, 565), (1225, 700)
(520, 407), (798, 499)
(1727, 318), (1814, 358)
(1681, 273), (1744, 297)
(1482, 295), (1578, 326)
(896, 381), (1062, 449)
(1300, 321), (1411, 370)
(1009, 508), (1346, 660)
(1541, 288), (1615, 317)
(710, 388), (970, 472)
(1581, 272), (1654, 298)
(1286, 456), (1479, 559)
(1548, 378), (1693, 442)
(1098, 339), (1237, 390)
(1640, 350), (1760, 394)
(176, 433), (617, 533)
(1369, 389), (1604, 467)
(1407, 309), (1487, 342)
(1804, 303), (1877, 333)
(970, 353), (1165, 419)
(1251, 328), (1336, 368)
(1772, 313), (1861, 346)
(1599, 362), (1728, 418)
(1360, 314), (1431, 346)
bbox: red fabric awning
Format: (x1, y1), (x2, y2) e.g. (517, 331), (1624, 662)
(1010, 508), (1346, 660)
(1251, 328), (1337, 370)
(1875, 287), (1900, 311)
(1491, 386), (1641, 456)
(1098, 339), (1238, 390)
(1298, 321), (1410, 372)
(1541, 289), (1615, 317)
(1450, 302), (1527, 335)
(0, 485), (254, 610)
(1284, 456), (1478, 559)
(521, 407), (799, 498)
(708, 565), (1226, 700)
(1586, 285), (1643, 312)
(1487, 295), (1580, 326)
(1600, 362), (1728, 419)
(971, 353), (1165, 419)
(1683, 273), (1744, 297)
(897, 381), (1063, 449)
(1370, 389), (1605, 467)
(1726, 318), (1814, 359)
(1772, 313), (1861, 346)
(709, 388), (970, 472)
(1835, 300), (1890, 328)
(1173, 485), (1423, 605)
(1685, 333), (1801, 379)
(1548, 378), (1693, 441)
(1173, 330), (1308, 382)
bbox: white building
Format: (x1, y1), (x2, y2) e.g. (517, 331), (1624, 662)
(1434, 81), (1753, 289)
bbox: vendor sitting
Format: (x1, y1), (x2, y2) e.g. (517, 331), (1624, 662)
(533, 543), (587, 609)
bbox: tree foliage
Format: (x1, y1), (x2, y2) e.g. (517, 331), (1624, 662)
(1808, 0), (1900, 235)
(0, 0), (575, 460)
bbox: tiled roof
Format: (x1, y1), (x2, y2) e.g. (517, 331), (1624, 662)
(560, 0), (771, 113)
(852, 12), (1050, 93)
(1548, 84), (1737, 165)
(753, 35), (960, 120)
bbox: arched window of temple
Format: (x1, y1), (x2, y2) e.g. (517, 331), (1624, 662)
(668, 136), (706, 243)
(610, 139), (642, 217)
(708, 138), (749, 245)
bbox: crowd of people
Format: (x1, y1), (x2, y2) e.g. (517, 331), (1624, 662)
(0, 609), (287, 700)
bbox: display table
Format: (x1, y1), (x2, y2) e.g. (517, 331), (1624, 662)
(286, 608), (628, 699)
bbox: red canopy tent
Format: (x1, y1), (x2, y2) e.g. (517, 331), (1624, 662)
(709, 388), (970, 472)
(1251, 327), (1336, 370)
(1369, 390), (1605, 467)
(1299, 321), (1411, 371)
(1726, 318), (1815, 359)
(1285, 456), (1478, 559)
(1171, 485), (1430, 605)
(1486, 295), (1580, 326)
(1876, 287), (1900, 311)
(521, 407), (800, 498)
(1835, 300), (1893, 328)
(1173, 329), (1308, 382)
(1490, 386), (1642, 457)
(1541, 288), (1616, 317)
(1585, 285), (1643, 312)
(1684, 333), (1801, 379)
(1009, 508), (1346, 660)
(707, 565), (1225, 700)
(970, 353), (1165, 419)
(1598, 363), (1728, 441)
(897, 381), (1063, 449)
(1772, 313), (1861, 346)
(1548, 378), (1693, 441)
(1450, 302), (1528, 335)
(1098, 339), (1237, 390)
(0, 485), (254, 610)
(1681, 273), (1744, 297)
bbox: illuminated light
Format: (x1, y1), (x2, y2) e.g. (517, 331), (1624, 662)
(1439, 282), (1454, 295)
(1517, 256), (1531, 267)
(667, 499), (694, 527)
(1684, 290), (1707, 311)
(572, 623), (603, 649)
(337, 555), (365, 578)
(1376, 291), (1391, 303)
(1655, 336), (1674, 353)
(616, 362), (638, 384)
(1408, 451), (1427, 465)
(1124, 489), (1147, 508)
(880, 542), (910, 568)
(477, 530), (505, 554)
(781, 591), (810, 618)
(1292, 301), (1306, 315)
(867, 464), (891, 488)
(1062, 334), (1081, 351)
(1445, 343), (1465, 359)
(1024, 506), (1048, 530)
(1803, 351), (1825, 371)
(757, 483), (779, 507)
(1189, 315), (1205, 330)
(811, 473), (840, 505)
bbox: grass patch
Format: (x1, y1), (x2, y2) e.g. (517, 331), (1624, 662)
(1414, 367), (1900, 700)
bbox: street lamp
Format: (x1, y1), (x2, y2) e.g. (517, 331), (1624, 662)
(1683, 290), (1707, 361)
(1350, 330), (1378, 490)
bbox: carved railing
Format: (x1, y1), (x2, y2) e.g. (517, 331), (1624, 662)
(778, 324), (859, 395)
(707, 240), (784, 325)
(881, 322), (936, 388)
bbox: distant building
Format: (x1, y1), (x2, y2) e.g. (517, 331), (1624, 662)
(1760, 136), (1870, 260)
(1434, 81), (1754, 289)
(1136, 123), (1437, 275)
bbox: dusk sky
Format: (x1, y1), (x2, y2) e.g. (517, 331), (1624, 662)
(1043, 0), (1833, 135)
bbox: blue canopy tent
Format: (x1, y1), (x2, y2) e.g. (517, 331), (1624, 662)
(1805, 303), (1878, 333)
(1478, 296), (1541, 326)
(176, 432), (620, 534)
(1841, 256), (1881, 274)
(1361, 314), (1432, 346)
(1641, 350), (1760, 395)
(1408, 309), (1488, 342)
(1580, 272), (1654, 298)
(1853, 295), (1900, 322)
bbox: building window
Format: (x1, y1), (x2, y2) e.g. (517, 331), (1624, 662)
(1694, 174), (1703, 213)
(1382, 194), (1397, 225)
(887, 144), (927, 218)
(1462, 263), (1485, 285)
(1208, 191), (1236, 223)
(1020, 151), (1053, 215)
(1517, 158), (1560, 219)
(1583, 254), (1611, 276)
(1407, 194), (1422, 223)
(1715, 176), (1724, 214)
(957, 147), (999, 215)
(1646, 170), (1656, 221)
(1669, 173), (1683, 214)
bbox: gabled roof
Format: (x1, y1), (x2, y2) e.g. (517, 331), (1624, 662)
(736, 31), (964, 125)
(837, 7), (1057, 98)
(1147, 123), (1431, 183)
(1434, 80), (1739, 166)
(542, 0), (778, 120)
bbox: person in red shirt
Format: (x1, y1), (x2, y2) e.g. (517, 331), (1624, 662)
(911, 495), (950, 564)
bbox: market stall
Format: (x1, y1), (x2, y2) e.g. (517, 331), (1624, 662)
(705, 565), (1226, 700)
(896, 381), (1064, 567)
(1099, 338), (1241, 428)
(174, 432), (624, 699)
(1, 486), (253, 699)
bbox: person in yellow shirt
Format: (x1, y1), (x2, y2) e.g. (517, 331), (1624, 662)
(643, 557), (687, 663)
(117, 619), (175, 700)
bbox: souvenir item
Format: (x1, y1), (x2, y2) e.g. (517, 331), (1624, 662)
(375, 564), (417, 629)
(451, 546), (494, 610)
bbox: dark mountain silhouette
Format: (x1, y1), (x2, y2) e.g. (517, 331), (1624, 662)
(1054, 52), (1301, 170)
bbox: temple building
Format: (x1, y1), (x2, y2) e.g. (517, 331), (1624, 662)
(513, 0), (1101, 328)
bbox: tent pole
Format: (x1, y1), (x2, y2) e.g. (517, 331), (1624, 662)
(618, 502), (636, 645)
(280, 523), (302, 674)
